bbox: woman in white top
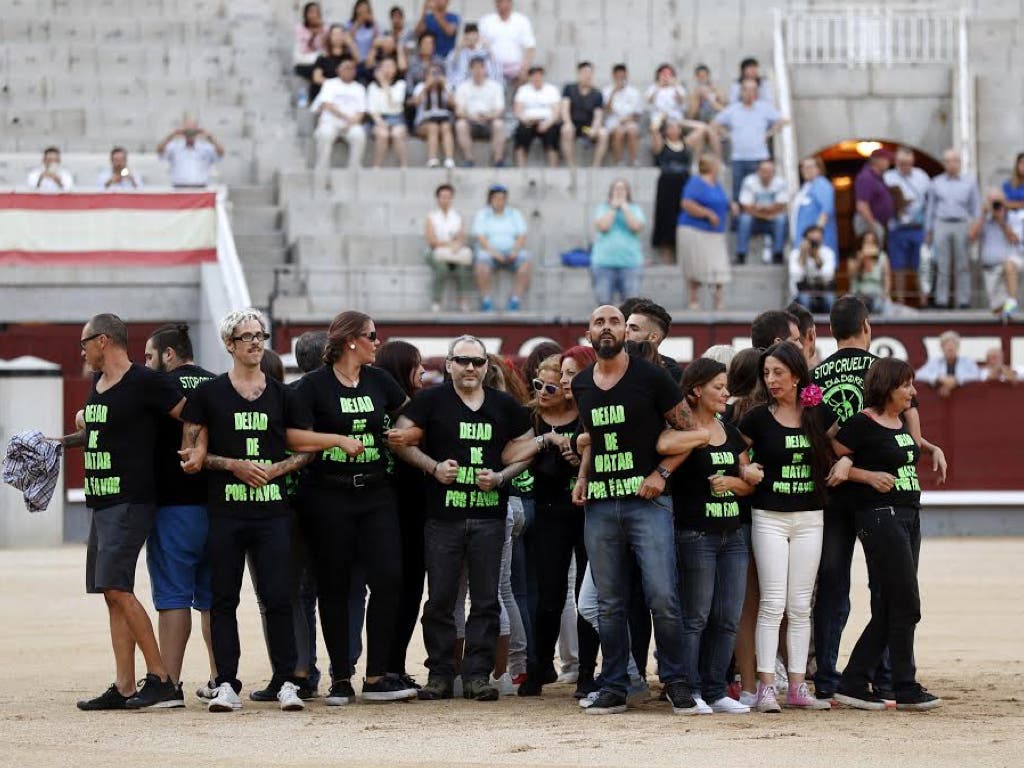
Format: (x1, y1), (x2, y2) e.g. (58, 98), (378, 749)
(367, 57), (408, 167)
(424, 183), (473, 311)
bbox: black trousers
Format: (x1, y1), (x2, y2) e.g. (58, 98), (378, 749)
(389, 473), (427, 675)
(300, 484), (403, 679)
(840, 505), (922, 693)
(530, 502), (599, 677)
(422, 517), (505, 680)
(208, 514), (297, 692)
(514, 121), (560, 152)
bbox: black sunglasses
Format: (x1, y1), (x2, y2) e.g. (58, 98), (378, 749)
(231, 332), (270, 343)
(79, 333), (104, 349)
(532, 378), (560, 395)
(360, 331), (378, 341)
(450, 355), (487, 368)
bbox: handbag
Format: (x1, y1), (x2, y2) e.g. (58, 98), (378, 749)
(560, 247), (591, 268)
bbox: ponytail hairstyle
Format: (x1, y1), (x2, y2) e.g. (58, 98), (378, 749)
(148, 322), (193, 361)
(679, 358), (726, 411)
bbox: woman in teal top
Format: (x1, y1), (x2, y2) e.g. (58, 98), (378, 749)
(590, 179), (647, 305)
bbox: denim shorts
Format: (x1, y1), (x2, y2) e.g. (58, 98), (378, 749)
(146, 504), (212, 610)
(475, 248), (531, 270)
(86, 502), (156, 594)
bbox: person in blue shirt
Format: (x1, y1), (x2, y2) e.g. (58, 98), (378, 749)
(678, 154), (731, 310)
(591, 179), (647, 305)
(415, 0), (460, 58)
(793, 155), (838, 254)
(471, 184), (533, 312)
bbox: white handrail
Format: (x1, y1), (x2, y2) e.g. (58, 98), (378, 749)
(215, 187), (252, 309)
(955, 8), (976, 175)
(773, 9), (800, 202)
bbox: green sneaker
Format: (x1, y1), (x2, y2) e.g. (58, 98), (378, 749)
(416, 676), (453, 701)
(462, 676), (499, 702)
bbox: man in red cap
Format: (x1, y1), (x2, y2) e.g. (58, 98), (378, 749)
(853, 147), (895, 245)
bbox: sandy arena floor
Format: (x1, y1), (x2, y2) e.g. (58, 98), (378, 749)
(0, 538), (1021, 768)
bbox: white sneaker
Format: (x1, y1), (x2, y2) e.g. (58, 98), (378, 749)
(692, 695), (714, 715)
(774, 658), (789, 694)
(208, 682), (241, 712)
(490, 672), (517, 696)
(711, 695), (750, 714)
(195, 680), (218, 701)
(578, 690), (600, 708)
(557, 669), (579, 684)
(277, 681), (305, 712)
(738, 690), (757, 707)
(443, 158), (455, 169)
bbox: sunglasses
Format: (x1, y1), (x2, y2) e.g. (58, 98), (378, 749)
(79, 332), (104, 349)
(532, 378), (560, 395)
(450, 355), (487, 368)
(360, 331), (378, 341)
(232, 332), (270, 343)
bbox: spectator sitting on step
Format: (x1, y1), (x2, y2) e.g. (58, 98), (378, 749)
(981, 346), (1021, 383)
(559, 61), (609, 169)
(853, 147), (894, 246)
(736, 159), (788, 265)
(454, 56), (506, 167)
(344, 0), (382, 84)
(367, 56), (408, 167)
(513, 66), (561, 168)
(788, 225), (836, 313)
(410, 62), (456, 168)
(373, 5), (416, 64)
(426, 183), (474, 312)
(590, 179), (646, 306)
(471, 184), (532, 312)
(479, 0), (536, 92)
(311, 25), (358, 102)
(645, 63), (688, 135)
(713, 78), (785, 202)
(687, 64), (725, 123)
(27, 146), (73, 191)
(915, 329), (981, 398)
(311, 57), (367, 185)
(602, 64), (643, 167)
(727, 57), (773, 104)
(293, 3), (326, 83)
(446, 23), (502, 89)
(847, 230), (891, 314)
(977, 191), (1021, 320)
(414, 0), (460, 58)
(406, 30), (444, 89)
(156, 119), (224, 188)
(97, 146), (142, 190)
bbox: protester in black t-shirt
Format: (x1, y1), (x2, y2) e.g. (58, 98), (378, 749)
(391, 334), (532, 702)
(291, 311), (418, 705)
(569, 305), (704, 716)
(830, 359), (943, 712)
(181, 309), (354, 714)
(559, 61), (609, 168)
(142, 323), (217, 700)
(659, 358), (754, 714)
(737, 341), (832, 713)
(622, 298), (683, 384)
(54, 314), (186, 711)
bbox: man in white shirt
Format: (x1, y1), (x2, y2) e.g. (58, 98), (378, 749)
(97, 146), (143, 190)
(883, 146), (931, 304)
(788, 225), (837, 312)
(737, 159), (789, 264)
(602, 64), (643, 166)
(446, 22), (502, 88)
(915, 330), (981, 398)
(512, 66), (561, 168)
(478, 0), (535, 92)
(156, 119), (225, 188)
(27, 146), (74, 191)
(454, 57), (506, 167)
(310, 57), (367, 187)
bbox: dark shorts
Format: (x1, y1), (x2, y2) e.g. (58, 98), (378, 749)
(146, 505), (212, 610)
(466, 120), (493, 139)
(86, 502), (156, 594)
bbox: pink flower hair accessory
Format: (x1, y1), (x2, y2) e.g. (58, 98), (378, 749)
(799, 384), (823, 408)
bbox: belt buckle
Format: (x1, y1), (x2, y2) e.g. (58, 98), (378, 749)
(351, 473), (366, 488)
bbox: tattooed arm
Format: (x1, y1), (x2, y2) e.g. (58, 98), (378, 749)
(179, 422), (208, 474)
(267, 452), (316, 481)
(662, 399), (696, 431)
(202, 452), (270, 488)
(51, 410), (87, 447)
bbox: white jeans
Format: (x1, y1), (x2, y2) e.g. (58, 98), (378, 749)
(751, 508), (824, 676)
(314, 119), (366, 176)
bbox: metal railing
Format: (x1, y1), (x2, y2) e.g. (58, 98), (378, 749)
(952, 8), (976, 174)
(772, 9), (800, 202)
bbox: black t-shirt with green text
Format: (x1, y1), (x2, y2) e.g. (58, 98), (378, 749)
(531, 416), (581, 510)
(836, 412), (922, 509)
(812, 347), (877, 429)
(155, 363), (217, 506)
(672, 422), (748, 532)
(83, 363), (184, 510)
(292, 364), (407, 483)
(182, 374), (310, 519)
(738, 404), (822, 512)
(572, 357), (682, 501)
(402, 382), (531, 520)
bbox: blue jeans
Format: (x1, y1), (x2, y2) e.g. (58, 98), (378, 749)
(736, 214), (787, 263)
(675, 527), (750, 702)
(730, 159), (762, 201)
(584, 495), (687, 696)
(591, 266), (642, 306)
(794, 290), (835, 313)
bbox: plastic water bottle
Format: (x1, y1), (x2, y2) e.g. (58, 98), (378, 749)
(762, 235), (773, 265)
(296, 89), (309, 109)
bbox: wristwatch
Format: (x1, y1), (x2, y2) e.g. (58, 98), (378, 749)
(656, 465), (672, 480)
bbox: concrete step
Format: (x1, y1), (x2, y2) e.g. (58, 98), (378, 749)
(230, 184), (276, 206)
(230, 205), (281, 234)
(234, 232), (286, 251)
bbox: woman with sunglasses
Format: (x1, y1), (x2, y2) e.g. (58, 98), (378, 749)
(291, 311), (417, 704)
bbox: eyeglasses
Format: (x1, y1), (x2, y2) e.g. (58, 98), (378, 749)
(79, 333), (104, 349)
(360, 331), (378, 342)
(450, 355), (487, 368)
(532, 378), (560, 395)
(231, 332), (270, 343)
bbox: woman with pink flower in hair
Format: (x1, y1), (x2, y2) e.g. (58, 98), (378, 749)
(736, 342), (833, 713)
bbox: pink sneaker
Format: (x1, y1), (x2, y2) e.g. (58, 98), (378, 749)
(755, 681), (781, 713)
(786, 682), (831, 710)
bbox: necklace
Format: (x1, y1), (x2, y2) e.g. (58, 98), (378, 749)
(335, 365), (360, 388)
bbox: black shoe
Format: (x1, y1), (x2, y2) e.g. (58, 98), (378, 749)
(462, 676), (499, 701)
(296, 680), (319, 700)
(417, 676), (453, 701)
(834, 685), (886, 711)
(77, 684), (129, 711)
(896, 684), (942, 711)
(665, 680), (699, 714)
(326, 680), (356, 706)
(573, 672), (599, 699)
(362, 674), (418, 702)
(396, 673), (421, 690)
(248, 684), (278, 702)
(540, 666), (559, 685)
(125, 674), (182, 709)
(872, 685), (896, 702)
(583, 690), (627, 715)
(517, 676), (544, 697)
(815, 687), (835, 700)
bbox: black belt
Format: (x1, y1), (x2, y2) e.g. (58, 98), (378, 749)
(311, 472), (389, 490)
(938, 217), (967, 223)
